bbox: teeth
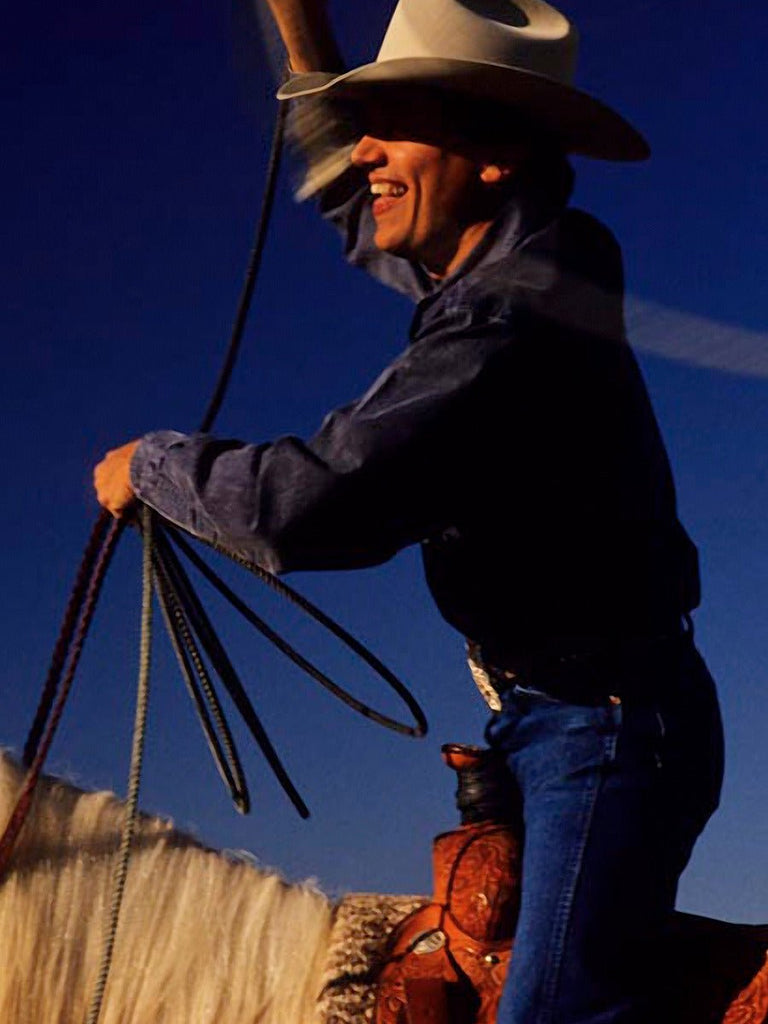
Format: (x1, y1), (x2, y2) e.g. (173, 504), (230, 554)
(371, 182), (406, 197)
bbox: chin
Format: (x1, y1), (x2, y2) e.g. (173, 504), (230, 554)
(373, 230), (415, 261)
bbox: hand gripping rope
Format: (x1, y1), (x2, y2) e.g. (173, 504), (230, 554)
(0, 97), (428, 1022)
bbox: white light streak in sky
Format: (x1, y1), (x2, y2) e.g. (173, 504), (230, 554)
(627, 299), (768, 380)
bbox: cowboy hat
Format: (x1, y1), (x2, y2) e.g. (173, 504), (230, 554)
(277, 0), (649, 161)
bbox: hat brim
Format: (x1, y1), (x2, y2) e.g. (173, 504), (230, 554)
(277, 58), (649, 162)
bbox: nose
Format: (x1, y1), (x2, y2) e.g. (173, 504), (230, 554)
(351, 135), (387, 168)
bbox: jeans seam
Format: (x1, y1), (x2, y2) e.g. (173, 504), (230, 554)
(538, 735), (613, 1024)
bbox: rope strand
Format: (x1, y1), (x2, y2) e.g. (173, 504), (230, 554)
(23, 511), (113, 765)
(152, 548), (249, 811)
(168, 527), (427, 737)
(85, 507), (155, 1024)
(0, 516), (123, 878)
(153, 527), (309, 817)
(198, 100), (286, 434)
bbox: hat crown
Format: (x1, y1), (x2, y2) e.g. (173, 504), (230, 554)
(377, 0), (579, 84)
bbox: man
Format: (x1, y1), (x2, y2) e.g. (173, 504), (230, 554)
(95, 1), (724, 1020)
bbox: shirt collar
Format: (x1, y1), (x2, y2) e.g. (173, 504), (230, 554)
(414, 154), (575, 298)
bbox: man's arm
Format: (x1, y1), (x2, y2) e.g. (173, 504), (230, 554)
(125, 306), (521, 574)
(261, 0), (344, 73)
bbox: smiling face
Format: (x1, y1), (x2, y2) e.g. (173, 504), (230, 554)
(351, 136), (492, 276)
(348, 93), (520, 278)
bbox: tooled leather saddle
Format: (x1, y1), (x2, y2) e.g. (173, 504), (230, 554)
(374, 744), (521, 1024)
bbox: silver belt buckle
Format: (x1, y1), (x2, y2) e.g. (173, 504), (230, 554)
(465, 640), (515, 712)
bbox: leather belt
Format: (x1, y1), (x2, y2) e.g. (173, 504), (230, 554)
(471, 617), (694, 708)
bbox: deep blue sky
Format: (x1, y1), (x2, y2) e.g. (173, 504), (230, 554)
(3, 1), (767, 920)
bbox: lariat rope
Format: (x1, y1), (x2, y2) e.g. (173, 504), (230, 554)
(0, 92), (428, 1021)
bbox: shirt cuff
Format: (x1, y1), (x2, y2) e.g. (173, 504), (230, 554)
(129, 430), (218, 541)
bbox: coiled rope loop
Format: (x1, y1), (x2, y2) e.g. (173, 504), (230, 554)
(0, 92), (428, 1023)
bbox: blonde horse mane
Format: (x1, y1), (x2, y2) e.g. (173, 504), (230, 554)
(0, 751), (333, 1024)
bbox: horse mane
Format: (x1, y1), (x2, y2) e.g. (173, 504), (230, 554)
(0, 751), (332, 1023)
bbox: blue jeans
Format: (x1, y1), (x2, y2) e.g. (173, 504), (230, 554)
(485, 638), (724, 1024)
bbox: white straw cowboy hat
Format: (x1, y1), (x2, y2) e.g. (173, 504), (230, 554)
(277, 0), (649, 161)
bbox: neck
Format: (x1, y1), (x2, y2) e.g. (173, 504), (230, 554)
(426, 219), (495, 280)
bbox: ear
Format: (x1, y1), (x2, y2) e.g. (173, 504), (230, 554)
(479, 164), (513, 185)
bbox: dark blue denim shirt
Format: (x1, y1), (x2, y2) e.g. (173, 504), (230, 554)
(131, 158), (699, 663)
